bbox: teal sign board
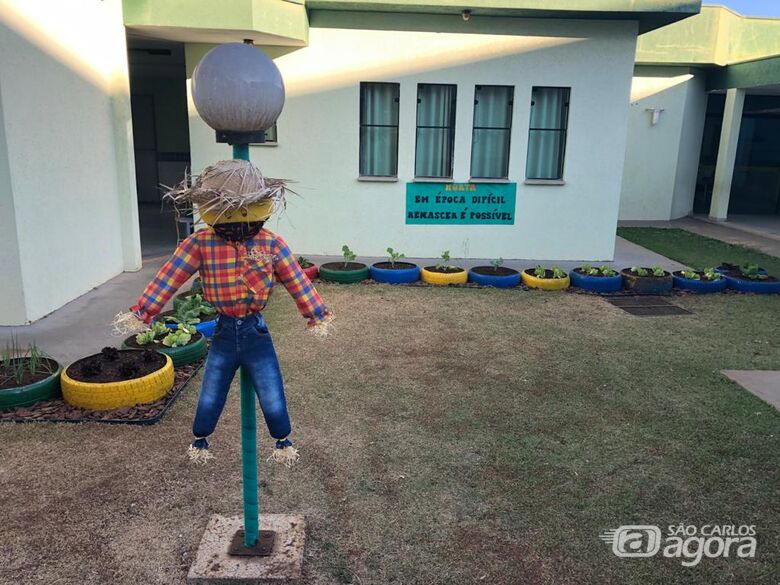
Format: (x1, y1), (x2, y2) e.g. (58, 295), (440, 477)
(406, 182), (516, 225)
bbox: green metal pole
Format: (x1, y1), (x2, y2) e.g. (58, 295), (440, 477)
(233, 143), (259, 548)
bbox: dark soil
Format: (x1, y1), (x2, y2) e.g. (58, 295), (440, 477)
(373, 261), (418, 270)
(472, 266), (519, 277)
(672, 270), (723, 282)
(321, 262), (367, 271)
(0, 357), (204, 423)
(524, 268), (567, 279)
(424, 265), (464, 274)
(621, 267), (670, 278)
(66, 348), (166, 384)
(572, 268), (617, 278)
(0, 358), (60, 391)
(123, 332), (202, 350)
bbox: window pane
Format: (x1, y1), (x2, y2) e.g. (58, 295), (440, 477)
(415, 84), (457, 177)
(360, 82), (399, 177)
(471, 85), (513, 178)
(359, 126), (398, 176)
(526, 130), (564, 179)
(416, 127), (455, 177)
(265, 123), (277, 142)
(529, 87), (569, 130)
(471, 129), (511, 179)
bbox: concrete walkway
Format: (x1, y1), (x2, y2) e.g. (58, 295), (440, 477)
(0, 236), (686, 366)
(722, 370), (780, 410)
(619, 215), (780, 257)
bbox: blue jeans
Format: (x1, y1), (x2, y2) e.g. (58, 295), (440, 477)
(192, 313), (291, 440)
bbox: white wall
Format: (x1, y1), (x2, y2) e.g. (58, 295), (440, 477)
(0, 0), (139, 324)
(619, 67), (707, 220)
(187, 14), (638, 261)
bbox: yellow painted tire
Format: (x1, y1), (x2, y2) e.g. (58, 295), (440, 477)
(421, 266), (468, 285)
(61, 354), (174, 411)
(521, 270), (570, 291)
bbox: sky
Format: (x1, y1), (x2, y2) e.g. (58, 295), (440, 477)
(715, 0), (780, 17)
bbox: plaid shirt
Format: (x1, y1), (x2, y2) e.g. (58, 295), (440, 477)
(130, 228), (329, 327)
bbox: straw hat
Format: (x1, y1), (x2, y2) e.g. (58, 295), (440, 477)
(165, 159), (287, 225)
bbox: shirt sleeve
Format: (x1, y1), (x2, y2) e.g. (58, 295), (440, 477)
(129, 232), (202, 323)
(273, 235), (329, 327)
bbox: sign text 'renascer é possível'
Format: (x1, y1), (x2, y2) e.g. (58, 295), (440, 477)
(405, 182), (516, 225)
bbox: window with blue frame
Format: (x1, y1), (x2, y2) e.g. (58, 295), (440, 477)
(415, 83), (457, 178)
(526, 87), (570, 180)
(471, 85), (514, 179)
(359, 82), (400, 177)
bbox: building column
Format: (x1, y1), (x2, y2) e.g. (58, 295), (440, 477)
(709, 88), (745, 221)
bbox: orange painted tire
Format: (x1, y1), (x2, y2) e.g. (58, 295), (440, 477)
(521, 270), (570, 291)
(421, 267), (468, 285)
(61, 354), (174, 411)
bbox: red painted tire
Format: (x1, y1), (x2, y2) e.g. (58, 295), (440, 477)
(303, 264), (319, 280)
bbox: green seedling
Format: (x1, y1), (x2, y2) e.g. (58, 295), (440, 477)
(651, 265), (666, 277)
(0, 337), (55, 387)
(386, 247), (406, 268)
(741, 263), (767, 280)
(599, 265), (617, 277)
(703, 267), (722, 281)
(681, 270), (700, 280)
(162, 325), (193, 348)
(580, 263), (599, 276)
(631, 266), (649, 277)
(533, 264), (547, 278)
(435, 250), (457, 271)
(297, 256), (313, 269)
(491, 258), (505, 271)
(135, 330), (156, 346)
(342, 245), (357, 267)
(552, 267), (567, 279)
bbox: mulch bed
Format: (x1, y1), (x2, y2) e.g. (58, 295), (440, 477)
(0, 356), (206, 425)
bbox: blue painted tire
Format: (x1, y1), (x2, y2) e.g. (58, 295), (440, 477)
(715, 265), (767, 276)
(725, 276), (780, 294)
(569, 270), (623, 293)
(467, 268), (520, 288)
(672, 273), (727, 294)
(370, 262), (420, 284)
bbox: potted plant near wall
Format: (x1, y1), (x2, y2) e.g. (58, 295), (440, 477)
(370, 248), (420, 284)
(61, 346), (174, 411)
(468, 258), (520, 288)
(720, 263), (780, 294)
(521, 264), (570, 291)
(298, 256), (319, 281)
(0, 340), (62, 411)
(569, 263), (622, 293)
(620, 265), (673, 294)
(319, 245), (370, 283)
(421, 250), (468, 285)
(159, 294), (218, 337)
(672, 267), (727, 294)
(121, 321), (208, 367)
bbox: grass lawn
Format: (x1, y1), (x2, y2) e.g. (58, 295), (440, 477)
(0, 284), (778, 585)
(617, 227), (780, 274)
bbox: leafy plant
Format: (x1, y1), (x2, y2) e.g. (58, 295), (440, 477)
(342, 244), (356, 267)
(681, 270), (700, 280)
(533, 264), (547, 278)
(599, 265), (617, 277)
(164, 294), (213, 328)
(162, 325), (193, 348)
(703, 267), (722, 281)
(552, 267), (567, 279)
(491, 258), (505, 272)
(580, 263), (599, 276)
(297, 256), (313, 269)
(152, 321), (169, 336)
(0, 337), (56, 386)
(435, 250), (457, 271)
(135, 330), (156, 346)
(741, 263), (767, 280)
(386, 247), (406, 268)
(630, 266), (649, 277)
(651, 265), (666, 277)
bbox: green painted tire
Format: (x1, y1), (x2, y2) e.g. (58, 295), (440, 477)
(0, 361), (63, 411)
(122, 334), (208, 368)
(319, 262), (370, 284)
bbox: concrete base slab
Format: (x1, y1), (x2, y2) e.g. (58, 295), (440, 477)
(188, 514), (305, 584)
(721, 370), (780, 410)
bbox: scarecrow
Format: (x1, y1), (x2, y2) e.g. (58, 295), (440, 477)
(115, 159), (331, 465)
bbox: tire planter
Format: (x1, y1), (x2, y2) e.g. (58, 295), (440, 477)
(0, 360), (62, 411)
(468, 266), (520, 288)
(715, 264), (767, 276)
(62, 353), (174, 411)
(569, 269), (623, 293)
(319, 262), (370, 284)
(370, 262), (420, 284)
(724, 275), (780, 294)
(302, 264), (319, 281)
(421, 266), (468, 285)
(672, 271), (727, 294)
(620, 268), (672, 295)
(521, 270), (570, 291)
(122, 333), (208, 367)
